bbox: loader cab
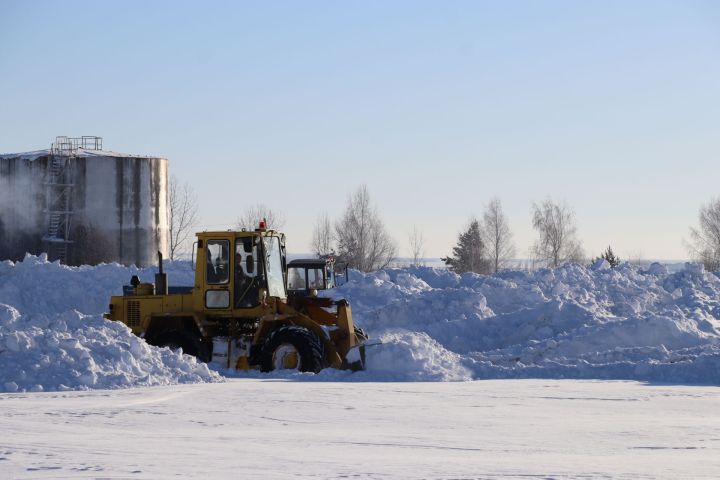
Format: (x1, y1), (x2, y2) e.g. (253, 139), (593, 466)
(196, 229), (287, 312)
(287, 258), (335, 297)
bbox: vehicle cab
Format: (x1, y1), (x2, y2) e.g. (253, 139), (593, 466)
(287, 258), (335, 297)
(194, 226), (287, 313)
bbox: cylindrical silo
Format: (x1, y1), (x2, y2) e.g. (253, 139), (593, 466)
(0, 137), (169, 266)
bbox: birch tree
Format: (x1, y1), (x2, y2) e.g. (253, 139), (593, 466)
(687, 198), (720, 271)
(408, 225), (425, 267)
(311, 213), (334, 257)
(531, 198), (584, 267)
(237, 204), (285, 231)
(169, 176), (199, 260)
(481, 198), (515, 273)
(335, 185), (397, 272)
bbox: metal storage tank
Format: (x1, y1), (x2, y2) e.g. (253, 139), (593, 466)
(0, 136), (169, 266)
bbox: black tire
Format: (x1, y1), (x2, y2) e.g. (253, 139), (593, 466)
(260, 326), (324, 373)
(150, 330), (203, 359)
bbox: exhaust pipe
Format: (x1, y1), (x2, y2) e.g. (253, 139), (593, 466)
(155, 251), (168, 295)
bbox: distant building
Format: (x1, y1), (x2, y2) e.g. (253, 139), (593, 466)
(0, 136), (168, 266)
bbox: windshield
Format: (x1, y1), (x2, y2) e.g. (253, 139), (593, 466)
(287, 267), (306, 290)
(264, 236), (286, 298)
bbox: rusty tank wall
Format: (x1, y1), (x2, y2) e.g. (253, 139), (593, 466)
(0, 151), (169, 266)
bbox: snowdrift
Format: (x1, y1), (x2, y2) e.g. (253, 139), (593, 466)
(0, 255), (219, 392)
(1, 254), (719, 391)
(324, 260), (720, 383)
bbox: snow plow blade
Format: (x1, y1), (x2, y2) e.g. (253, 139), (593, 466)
(343, 340), (382, 371)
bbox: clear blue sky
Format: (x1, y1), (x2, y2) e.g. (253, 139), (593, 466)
(2, 0), (719, 259)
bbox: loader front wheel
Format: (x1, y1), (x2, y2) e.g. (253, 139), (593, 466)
(260, 326), (324, 373)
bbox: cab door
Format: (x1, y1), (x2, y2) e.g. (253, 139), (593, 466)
(233, 236), (261, 309)
(204, 239), (232, 312)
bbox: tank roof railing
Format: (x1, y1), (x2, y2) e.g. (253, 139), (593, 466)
(51, 136), (103, 155)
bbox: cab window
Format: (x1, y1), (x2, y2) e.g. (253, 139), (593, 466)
(206, 240), (229, 284)
(288, 267), (306, 290)
(235, 237), (260, 308)
(307, 268), (325, 289)
(265, 236), (286, 298)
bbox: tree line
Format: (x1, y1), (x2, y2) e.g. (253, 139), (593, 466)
(168, 177), (720, 273)
(311, 189), (720, 274)
(441, 197), (583, 274)
(442, 196), (720, 273)
(311, 187), (585, 274)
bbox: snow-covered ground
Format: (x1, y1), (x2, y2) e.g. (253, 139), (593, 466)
(1, 255), (719, 478)
(1, 379), (719, 479)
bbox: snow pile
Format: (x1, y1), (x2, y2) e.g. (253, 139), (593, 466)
(219, 330), (472, 382)
(1, 253), (719, 387)
(361, 331), (472, 381)
(0, 255), (219, 392)
(326, 262), (720, 384)
(0, 253), (195, 316)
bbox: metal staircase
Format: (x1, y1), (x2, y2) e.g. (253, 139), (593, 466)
(42, 136), (102, 263)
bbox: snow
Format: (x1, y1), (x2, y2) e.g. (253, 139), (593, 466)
(2, 255), (720, 478)
(1, 380), (719, 479)
(322, 262), (720, 384)
(1, 254), (720, 393)
(0, 253), (195, 316)
(0, 306), (218, 392)
(0, 148), (164, 160)
(0, 255), (219, 392)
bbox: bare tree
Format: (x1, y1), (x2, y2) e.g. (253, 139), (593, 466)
(335, 185), (397, 272)
(408, 225), (425, 267)
(627, 249), (646, 267)
(627, 248), (647, 266)
(482, 198), (516, 273)
(169, 176), (199, 260)
(237, 204), (286, 231)
(686, 198), (720, 271)
(311, 213), (334, 257)
(531, 198), (584, 267)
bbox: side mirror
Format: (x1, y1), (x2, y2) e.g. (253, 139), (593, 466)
(246, 255), (254, 274)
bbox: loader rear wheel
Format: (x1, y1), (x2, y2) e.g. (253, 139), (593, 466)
(260, 326), (324, 373)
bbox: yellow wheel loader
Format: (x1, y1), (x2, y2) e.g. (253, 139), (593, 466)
(104, 223), (365, 372)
